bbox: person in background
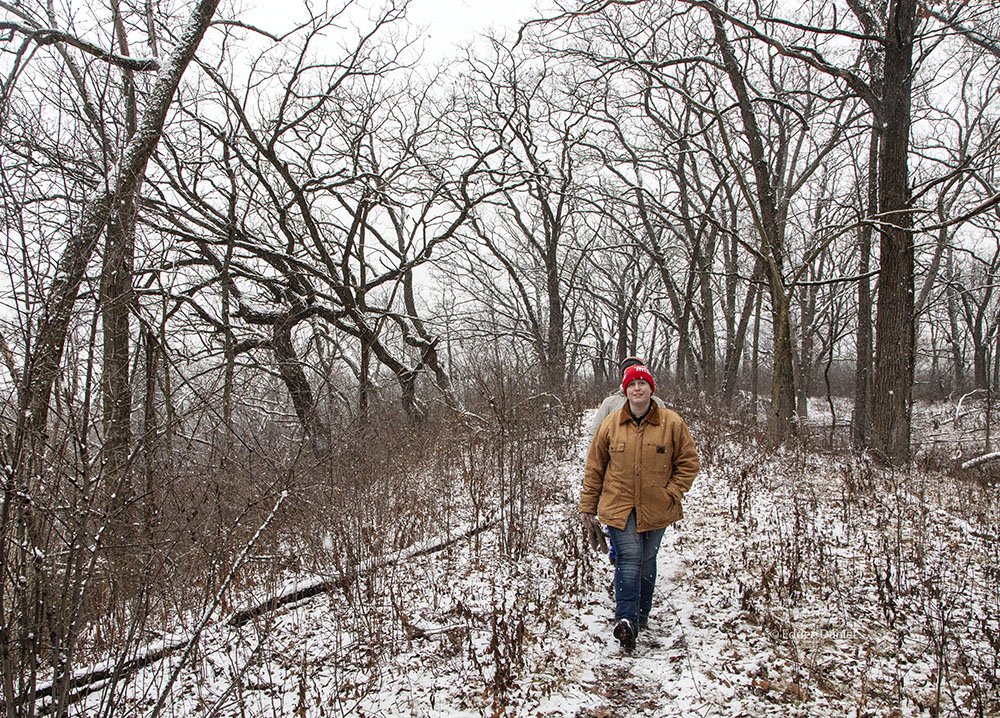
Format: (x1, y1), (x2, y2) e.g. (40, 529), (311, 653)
(579, 364), (699, 652)
(590, 357), (664, 437)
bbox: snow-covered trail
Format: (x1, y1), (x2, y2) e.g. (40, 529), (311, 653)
(531, 413), (764, 718)
(532, 411), (855, 717)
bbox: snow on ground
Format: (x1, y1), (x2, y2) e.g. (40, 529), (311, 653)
(76, 407), (999, 717)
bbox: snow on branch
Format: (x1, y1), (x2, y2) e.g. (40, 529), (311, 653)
(922, 6), (1000, 61)
(0, 21), (160, 71)
(961, 452), (1000, 471)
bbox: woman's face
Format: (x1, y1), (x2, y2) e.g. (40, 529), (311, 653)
(625, 378), (652, 405)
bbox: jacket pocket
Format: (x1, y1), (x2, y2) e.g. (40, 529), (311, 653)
(643, 485), (676, 527)
(643, 439), (670, 476)
(607, 441), (627, 480)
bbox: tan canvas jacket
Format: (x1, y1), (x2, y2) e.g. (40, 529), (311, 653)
(580, 404), (699, 532)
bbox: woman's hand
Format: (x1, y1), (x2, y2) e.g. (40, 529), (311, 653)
(580, 512), (607, 553)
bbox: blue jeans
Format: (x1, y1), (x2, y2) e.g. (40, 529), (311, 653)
(607, 510), (666, 623)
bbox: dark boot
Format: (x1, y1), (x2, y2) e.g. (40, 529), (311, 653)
(613, 619), (637, 652)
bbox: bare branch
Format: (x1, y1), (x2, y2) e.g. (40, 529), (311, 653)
(923, 5), (1000, 59)
(0, 20), (161, 71)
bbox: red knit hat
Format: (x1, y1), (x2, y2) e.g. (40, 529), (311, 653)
(622, 365), (655, 394)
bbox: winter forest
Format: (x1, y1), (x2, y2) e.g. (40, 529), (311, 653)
(1, 0), (999, 715)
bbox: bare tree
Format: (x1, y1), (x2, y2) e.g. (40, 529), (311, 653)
(869, 0), (919, 462)
(143, 4), (504, 430)
(534, 1), (865, 441)
(451, 42), (596, 391)
(674, 0), (999, 459)
(0, 0), (221, 710)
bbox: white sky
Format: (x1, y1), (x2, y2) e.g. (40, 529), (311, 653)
(242, 0), (546, 64)
(406, 0), (542, 53)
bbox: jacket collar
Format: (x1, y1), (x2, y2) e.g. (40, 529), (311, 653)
(617, 401), (662, 426)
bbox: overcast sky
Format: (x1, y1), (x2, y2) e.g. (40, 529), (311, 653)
(243, 0), (546, 64)
(407, 0), (542, 55)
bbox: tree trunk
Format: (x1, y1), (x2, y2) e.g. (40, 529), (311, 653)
(674, 149), (716, 391)
(796, 264), (818, 420)
(697, 229), (718, 392)
(709, 8), (796, 441)
(973, 339), (988, 389)
(221, 145), (238, 459)
(853, 125), (878, 448)
(544, 243), (566, 392)
(359, 335), (371, 425)
(141, 326), (159, 540)
(723, 259), (764, 399)
(273, 315), (325, 437)
(752, 286), (762, 417)
(101, 195), (135, 490)
(870, 0), (917, 463)
(770, 295), (798, 440)
(615, 287), (629, 365)
(946, 249), (965, 393)
(101, 0), (138, 494)
(793, 315), (806, 420)
(678, 266), (701, 386)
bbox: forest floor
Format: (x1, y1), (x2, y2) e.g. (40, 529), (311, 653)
(77, 402), (999, 717)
